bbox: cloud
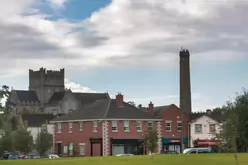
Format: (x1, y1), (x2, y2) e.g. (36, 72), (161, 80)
(47, 0), (69, 9)
(65, 78), (96, 93)
(0, 0), (248, 75)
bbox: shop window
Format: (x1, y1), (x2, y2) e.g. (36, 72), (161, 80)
(195, 124), (202, 133)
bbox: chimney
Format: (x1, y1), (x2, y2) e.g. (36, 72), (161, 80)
(116, 93), (124, 107)
(148, 101), (154, 114)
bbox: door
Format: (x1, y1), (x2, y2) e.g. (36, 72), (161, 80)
(112, 145), (124, 156)
(57, 143), (62, 156)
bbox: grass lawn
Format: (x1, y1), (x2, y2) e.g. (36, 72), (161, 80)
(2, 154), (248, 165)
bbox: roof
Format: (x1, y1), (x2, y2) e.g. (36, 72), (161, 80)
(47, 91), (66, 104)
(154, 105), (171, 115)
(47, 91), (109, 105)
(51, 99), (160, 122)
(22, 114), (56, 127)
(14, 90), (40, 103)
(190, 111), (227, 123)
(74, 92), (109, 106)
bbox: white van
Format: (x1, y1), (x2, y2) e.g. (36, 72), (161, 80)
(183, 148), (212, 154)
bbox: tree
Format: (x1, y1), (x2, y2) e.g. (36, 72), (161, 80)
(137, 104), (143, 109)
(12, 126), (33, 153)
(35, 123), (53, 156)
(127, 101), (136, 107)
(142, 130), (158, 155)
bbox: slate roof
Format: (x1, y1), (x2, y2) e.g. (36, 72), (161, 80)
(190, 112), (227, 123)
(51, 99), (160, 122)
(47, 91), (109, 105)
(22, 114), (56, 127)
(154, 105), (171, 115)
(47, 91), (66, 104)
(74, 92), (110, 106)
(14, 90), (40, 103)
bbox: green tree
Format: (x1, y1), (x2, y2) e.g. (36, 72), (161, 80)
(142, 130), (158, 155)
(35, 123), (53, 156)
(12, 123), (33, 153)
(127, 101), (136, 107)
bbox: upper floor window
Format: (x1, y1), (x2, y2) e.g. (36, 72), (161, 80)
(93, 121), (98, 132)
(58, 123), (62, 133)
(124, 121), (130, 132)
(79, 122), (83, 131)
(69, 123), (72, 133)
(177, 121), (182, 132)
(195, 124), (202, 133)
(112, 121), (118, 132)
(209, 124), (216, 133)
(166, 121), (172, 132)
(137, 121), (142, 132)
(148, 121), (153, 130)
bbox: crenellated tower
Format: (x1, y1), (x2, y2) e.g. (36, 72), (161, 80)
(29, 67), (65, 105)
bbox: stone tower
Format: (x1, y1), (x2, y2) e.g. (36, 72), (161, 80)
(29, 67), (65, 105)
(179, 49), (192, 114)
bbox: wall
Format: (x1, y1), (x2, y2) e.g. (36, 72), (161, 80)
(157, 105), (190, 139)
(190, 115), (222, 147)
(54, 121), (102, 157)
(28, 124), (53, 143)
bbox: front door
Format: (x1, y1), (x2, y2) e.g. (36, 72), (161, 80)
(57, 143), (62, 156)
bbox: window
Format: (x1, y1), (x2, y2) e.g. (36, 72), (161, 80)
(63, 146), (68, 154)
(58, 123), (62, 133)
(177, 121), (182, 131)
(69, 143), (73, 155)
(195, 124), (202, 133)
(148, 121), (153, 130)
(93, 121), (98, 132)
(112, 121), (118, 132)
(124, 121), (130, 132)
(137, 121), (142, 132)
(79, 122), (83, 131)
(69, 123), (72, 133)
(209, 124), (216, 133)
(166, 121), (172, 132)
(80, 143), (86, 156)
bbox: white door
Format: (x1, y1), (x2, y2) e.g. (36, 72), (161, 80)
(112, 145), (124, 156)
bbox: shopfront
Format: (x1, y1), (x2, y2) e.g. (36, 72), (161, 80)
(162, 137), (188, 153)
(194, 139), (218, 147)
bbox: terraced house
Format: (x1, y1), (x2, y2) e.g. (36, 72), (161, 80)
(50, 93), (162, 157)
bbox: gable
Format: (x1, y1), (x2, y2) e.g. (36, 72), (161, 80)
(191, 115), (219, 125)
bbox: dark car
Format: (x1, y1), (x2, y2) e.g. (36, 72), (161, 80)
(2, 153), (10, 160)
(2, 153), (20, 160)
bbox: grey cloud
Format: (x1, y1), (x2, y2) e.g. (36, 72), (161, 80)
(0, 22), (62, 59)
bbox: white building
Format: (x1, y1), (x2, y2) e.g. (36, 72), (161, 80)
(190, 111), (225, 147)
(20, 114), (55, 154)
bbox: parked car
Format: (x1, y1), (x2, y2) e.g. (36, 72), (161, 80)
(116, 154), (134, 156)
(183, 147), (213, 154)
(2, 153), (21, 160)
(47, 154), (59, 159)
(22, 154), (40, 159)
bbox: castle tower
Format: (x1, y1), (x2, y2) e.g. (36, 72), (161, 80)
(179, 49), (192, 114)
(29, 67), (65, 105)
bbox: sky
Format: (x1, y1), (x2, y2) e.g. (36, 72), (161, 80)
(0, 0), (248, 112)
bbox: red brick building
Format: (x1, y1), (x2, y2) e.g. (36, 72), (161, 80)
(147, 104), (190, 153)
(50, 93), (162, 157)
